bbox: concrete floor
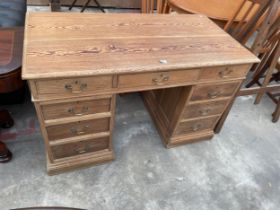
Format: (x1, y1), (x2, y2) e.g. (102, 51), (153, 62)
(1, 92), (280, 210)
(1, 6), (280, 210)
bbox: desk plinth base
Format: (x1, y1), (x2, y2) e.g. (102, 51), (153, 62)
(166, 131), (214, 148)
(46, 150), (115, 175)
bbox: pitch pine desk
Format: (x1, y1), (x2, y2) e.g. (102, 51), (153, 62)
(22, 13), (258, 175)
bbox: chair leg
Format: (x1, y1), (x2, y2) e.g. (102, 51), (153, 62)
(272, 99), (280, 123)
(246, 51), (273, 88)
(141, 0), (147, 13)
(157, 0), (163, 14)
(81, 0), (91, 12)
(93, 0), (106, 13)
(0, 141), (12, 163)
(0, 110), (13, 163)
(69, 0), (78, 10)
(162, 1), (170, 14)
(255, 43), (280, 104)
(0, 110), (14, 129)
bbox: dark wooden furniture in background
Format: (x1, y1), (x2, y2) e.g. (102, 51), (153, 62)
(0, 131), (13, 162)
(223, 0), (271, 45)
(233, 0), (280, 123)
(160, 0), (261, 24)
(141, 0), (158, 14)
(30, 0), (138, 8)
(0, 28), (24, 163)
(48, 0), (155, 12)
(244, 19), (280, 122)
(0, 28), (25, 95)
(0, 0), (26, 163)
(22, 13), (258, 175)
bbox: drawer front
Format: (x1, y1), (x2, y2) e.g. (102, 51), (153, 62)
(190, 82), (239, 101)
(35, 76), (112, 97)
(41, 98), (111, 120)
(199, 65), (249, 81)
(46, 118), (110, 141)
(118, 69), (199, 89)
(183, 100), (229, 119)
(51, 137), (109, 160)
(175, 116), (220, 136)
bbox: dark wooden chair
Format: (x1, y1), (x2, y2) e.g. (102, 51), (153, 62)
(223, 0), (271, 45)
(244, 27), (280, 122)
(69, 0), (105, 13)
(214, 0), (280, 131)
(161, 0), (276, 29)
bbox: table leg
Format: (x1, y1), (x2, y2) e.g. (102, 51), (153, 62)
(0, 110), (13, 163)
(272, 99), (280, 123)
(0, 141), (12, 163)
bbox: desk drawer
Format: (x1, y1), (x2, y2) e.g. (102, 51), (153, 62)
(34, 76), (112, 98)
(51, 137), (109, 160)
(199, 65), (249, 81)
(190, 82), (239, 101)
(118, 69), (199, 89)
(182, 100), (229, 119)
(175, 116), (219, 136)
(46, 118), (110, 141)
(41, 98), (111, 120)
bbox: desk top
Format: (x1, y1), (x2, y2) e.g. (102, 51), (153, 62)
(22, 13), (258, 79)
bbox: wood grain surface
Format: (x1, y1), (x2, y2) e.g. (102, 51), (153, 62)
(22, 13), (258, 79)
(1, 28), (24, 75)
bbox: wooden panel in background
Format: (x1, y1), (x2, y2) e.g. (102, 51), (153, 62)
(27, 0), (141, 8)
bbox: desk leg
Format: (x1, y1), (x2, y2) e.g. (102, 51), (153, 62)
(31, 93), (116, 175)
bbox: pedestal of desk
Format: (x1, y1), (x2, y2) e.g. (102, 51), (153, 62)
(142, 81), (241, 148)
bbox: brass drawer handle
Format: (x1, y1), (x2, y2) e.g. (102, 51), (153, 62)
(68, 106), (89, 116)
(208, 91), (221, 99)
(192, 123), (203, 131)
(75, 146), (87, 154)
(199, 108), (211, 116)
(65, 80), (87, 93)
(70, 125), (89, 135)
(219, 68), (233, 78)
(152, 74), (170, 85)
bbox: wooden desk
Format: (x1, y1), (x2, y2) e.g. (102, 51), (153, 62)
(22, 13), (258, 175)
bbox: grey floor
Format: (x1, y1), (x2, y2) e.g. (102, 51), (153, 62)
(1, 6), (280, 210)
(1, 92), (280, 210)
